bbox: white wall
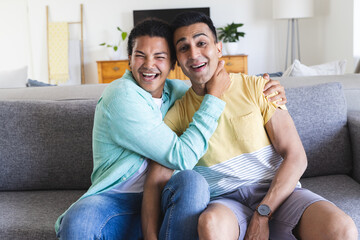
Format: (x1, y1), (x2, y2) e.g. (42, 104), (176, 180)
(355, 0), (360, 70)
(0, 0), (29, 71)
(0, 0), (357, 84)
(354, 0), (360, 58)
(300, 0), (354, 69)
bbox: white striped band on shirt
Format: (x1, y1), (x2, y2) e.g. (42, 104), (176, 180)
(194, 145), (283, 198)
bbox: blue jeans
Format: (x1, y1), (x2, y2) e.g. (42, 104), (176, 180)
(57, 191), (143, 239)
(57, 170), (210, 240)
(160, 170), (210, 240)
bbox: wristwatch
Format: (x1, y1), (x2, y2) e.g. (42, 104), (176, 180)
(256, 204), (272, 218)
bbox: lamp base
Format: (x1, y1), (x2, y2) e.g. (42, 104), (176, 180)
(285, 19), (301, 70)
(355, 59), (360, 74)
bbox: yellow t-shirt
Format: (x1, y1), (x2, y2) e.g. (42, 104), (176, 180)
(164, 73), (287, 197)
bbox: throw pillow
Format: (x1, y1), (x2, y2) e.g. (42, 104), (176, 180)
(282, 59), (347, 77)
(0, 66), (27, 88)
(26, 79), (56, 87)
(256, 72), (283, 77)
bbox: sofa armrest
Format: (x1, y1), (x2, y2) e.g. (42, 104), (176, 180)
(348, 111), (360, 183)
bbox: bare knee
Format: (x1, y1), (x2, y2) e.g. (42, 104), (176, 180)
(198, 210), (219, 239)
(330, 214), (358, 240)
(311, 210), (358, 240)
(298, 201), (358, 240)
(198, 204), (239, 240)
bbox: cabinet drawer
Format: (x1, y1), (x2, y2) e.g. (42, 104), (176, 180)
(97, 61), (130, 83)
(221, 55), (248, 74)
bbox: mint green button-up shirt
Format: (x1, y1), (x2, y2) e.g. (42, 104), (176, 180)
(55, 70), (225, 232)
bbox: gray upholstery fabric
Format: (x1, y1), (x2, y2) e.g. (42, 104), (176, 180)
(0, 79), (359, 239)
(301, 175), (360, 234)
(0, 190), (85, 240)
(276, 74), (360, 89)
(348, 111), (360, 183)
(276, 74), (360, 112)
(0, 84), (107, 101)
(285, 82), (352, 177)
(0, 100), (97, 190)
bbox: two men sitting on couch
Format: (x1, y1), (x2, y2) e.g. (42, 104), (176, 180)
(56, 12), (358, 240)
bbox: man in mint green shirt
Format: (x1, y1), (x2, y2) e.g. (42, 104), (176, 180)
(55, 19), (284, 239)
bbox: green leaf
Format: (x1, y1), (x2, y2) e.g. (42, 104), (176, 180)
(117, 27), (122, 31)
(113, 46), (118, 51)
(218, 33), (225, 41)
(217, 22), (245, 43)
(122, 32), (128, 41)
(99, 43), (106, 46)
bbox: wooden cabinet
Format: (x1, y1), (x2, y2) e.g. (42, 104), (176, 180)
(97, 60), (130, 84)
(221, 55), (248, 75)
(97, 55), (247, 83)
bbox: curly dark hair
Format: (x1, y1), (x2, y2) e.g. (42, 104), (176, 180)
(127, 18), (176, 64)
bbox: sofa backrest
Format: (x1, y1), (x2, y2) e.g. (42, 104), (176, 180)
(276, 74), (360, 112)
(0, 82), (352, 190)
(0, 99), (97, 191)
(285, 82), (353, 178)
(0, 84), (107, 101)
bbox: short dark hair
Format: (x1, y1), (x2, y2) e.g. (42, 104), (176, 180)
(171, 11), (217, 42)
(127, 18), (176, 63)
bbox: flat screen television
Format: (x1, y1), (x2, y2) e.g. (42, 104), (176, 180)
(133, 7), (210, 26)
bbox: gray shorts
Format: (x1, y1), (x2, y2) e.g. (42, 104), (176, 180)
(210, 184), (328, 240)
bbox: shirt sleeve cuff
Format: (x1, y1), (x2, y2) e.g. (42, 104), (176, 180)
(199, 94), (226, 119)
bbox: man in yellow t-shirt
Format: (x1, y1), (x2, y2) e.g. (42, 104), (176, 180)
(164, 73), (289, 198)
(142, 12), (358, 240)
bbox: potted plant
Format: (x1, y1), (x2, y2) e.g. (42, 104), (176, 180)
(217, 22), (245, 55)
(100, 26), (128, 60)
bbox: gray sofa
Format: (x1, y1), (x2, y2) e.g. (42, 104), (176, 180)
(0, 75), (359, 239)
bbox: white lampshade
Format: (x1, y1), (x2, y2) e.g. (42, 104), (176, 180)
(273, 0), (314, 19)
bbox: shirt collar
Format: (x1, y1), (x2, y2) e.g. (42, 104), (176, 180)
(162, 80), (170, 103)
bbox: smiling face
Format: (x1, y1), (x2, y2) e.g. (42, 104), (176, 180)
(129, 36), (172, 98)
(174, 23), (222, 89)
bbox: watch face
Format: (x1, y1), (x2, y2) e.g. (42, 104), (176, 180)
(258, 204), (271, 216)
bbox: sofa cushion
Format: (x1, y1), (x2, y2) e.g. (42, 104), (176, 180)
(285, 82), (352, 177)
(0, 190), (85, 240)
(348, 111), (360, 183)
(276, 74), (360, 112)
(0, 99), (97, 190)
(282, 59), (347, 77)
(301, 175), (360, 234)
